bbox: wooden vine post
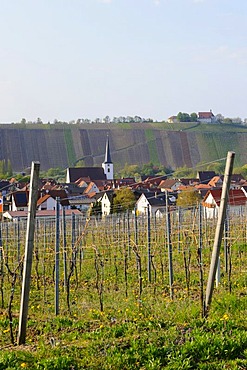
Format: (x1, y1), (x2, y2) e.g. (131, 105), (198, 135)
(17, 161), (40, 345)
(204, 151), (235, 317)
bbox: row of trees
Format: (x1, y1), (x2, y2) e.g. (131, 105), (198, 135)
(115, 162), (172, 179)
(17, 116), (154, 125)
(177, 112), (198, 122)
(13, 114), (247, 126)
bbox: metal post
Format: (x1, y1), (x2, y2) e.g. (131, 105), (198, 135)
(177, 207), (181, 252)
(62, 207), (67, 291)
(17, 161), (40, 345)
(224, 206), (229, 273)
(55, 197), (60, 315)
(17, 217), (20, 263)
(147, 205), (151, 283)
(134, 205), (138, 247)
(71, 212), (75, 250)
(166, 191), (174, 299)
(204, 151), (235, 316)
(127, 210), (131, 258)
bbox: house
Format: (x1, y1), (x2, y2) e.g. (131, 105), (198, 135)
(158, 179), (182, 192)
(167, 116), (178, 124)
(66, 167), (107, 183)
(179, 178), (199, 186)
(114, 178), (136, 188)
(68, 194), (95, 212)
(202, 189), (247, 218)
(198, 110), (216, 123)
(101, 191), (115, 216)
(37, 189), (69, 211)
(135, 192), (176, 217)
(84, 182), (100, 195)
(197, 171), (216, 184)
(11, 191), (29, 211)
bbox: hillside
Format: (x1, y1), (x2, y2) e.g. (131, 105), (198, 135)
(0, 122), (247, 172)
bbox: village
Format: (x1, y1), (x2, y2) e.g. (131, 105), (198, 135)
(1, 136), (247, 222)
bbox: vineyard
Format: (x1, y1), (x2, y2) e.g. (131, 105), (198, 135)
(0, 122), (247, 171)
(0, 206), (247, 368)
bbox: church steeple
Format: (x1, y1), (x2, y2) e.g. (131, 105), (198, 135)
(104, 135), (112, 164)
(102, 135), (113, 180)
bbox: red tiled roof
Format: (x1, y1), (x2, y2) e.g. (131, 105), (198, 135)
(198, 112), (214, 119)
(203, 189), (246, 207)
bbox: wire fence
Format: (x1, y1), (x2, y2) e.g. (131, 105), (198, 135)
(0, 205), (247, 319)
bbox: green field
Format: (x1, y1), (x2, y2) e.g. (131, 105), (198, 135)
(0, 208), (246, 369)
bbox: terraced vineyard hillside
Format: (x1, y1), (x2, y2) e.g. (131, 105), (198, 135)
(0, 122), (247, 171)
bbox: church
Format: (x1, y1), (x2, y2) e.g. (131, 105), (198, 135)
(66, 136), (114, 184)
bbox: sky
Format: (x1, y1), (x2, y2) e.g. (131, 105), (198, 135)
(0, 0), (247, 123)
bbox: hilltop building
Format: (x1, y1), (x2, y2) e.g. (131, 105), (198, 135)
(198, 110), (216, 123)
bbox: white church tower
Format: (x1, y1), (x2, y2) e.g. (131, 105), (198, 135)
(102, 135), (114, 180)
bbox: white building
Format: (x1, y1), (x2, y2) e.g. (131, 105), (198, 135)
(202, 189), (247, 219)
(102, 135), (114, 180)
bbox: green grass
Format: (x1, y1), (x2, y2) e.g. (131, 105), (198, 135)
(0, 213), (247, 369)
(0, 295), (246, 369)
(63, 128), (77, 166)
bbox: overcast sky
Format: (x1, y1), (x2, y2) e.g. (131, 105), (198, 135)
(0, 0), (246, 123)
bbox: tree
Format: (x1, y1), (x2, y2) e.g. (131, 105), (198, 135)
(190, 112), (198, 122)
(215, 113), (224, 123)
(0, 159), (13, 178)
(176, 188), (201, 208)
(134, 116), (142, 123)
(103, 116), (111, 124)
(206, 161), (225, 174)
(45, 167), (66, 181)
(173, 166), (196, 178)
(90, 201), (102, 216)
(6, 159), (13, 177)
(223, 118), (233, 124)
(233, 164), (247, 179)
(118, 163), (140, 178)
(177, 112), (191, 122)
(126, 116), (134, 123)
(0, 160), (4, 177)
(36, 117), (43, 124)
(141, 162), (159, 176)
(113, 188), (136, 213)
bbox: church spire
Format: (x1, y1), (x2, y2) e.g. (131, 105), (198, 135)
(103, 135), (112, 164)
(102, 135), (113, 180)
